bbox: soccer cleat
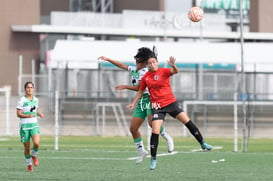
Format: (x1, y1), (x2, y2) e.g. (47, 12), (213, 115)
(150, 157), (157, 170)
(27, 165), (33, 172)
(136, 149), (148, 164)
(166, 135), (174, 153)
(201, 142), (213, 151)
(32, 156), (39, 166)
(161, 132), (174, 153)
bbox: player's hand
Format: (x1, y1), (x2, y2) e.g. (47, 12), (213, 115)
(126, 104), (135, 110)
(39, 113), (44, 119)
(98, 56), (109, 61)
(167, 56), (176, 67)
(115, 85), (126, 90)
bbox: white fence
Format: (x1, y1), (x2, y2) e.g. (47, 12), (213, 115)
(0, 86), (11, 135)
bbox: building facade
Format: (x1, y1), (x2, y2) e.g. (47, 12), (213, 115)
(0, 0), (40, 95)
(1, 0), (273, 95)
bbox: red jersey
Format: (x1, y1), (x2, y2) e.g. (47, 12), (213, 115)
(139, 68), (176, 108)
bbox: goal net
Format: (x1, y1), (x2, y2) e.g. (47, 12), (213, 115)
(183, 100), (273, 152)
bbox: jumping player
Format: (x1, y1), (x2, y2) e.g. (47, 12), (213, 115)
(98, 47), (174, 164)
(127, 54), (213, 170)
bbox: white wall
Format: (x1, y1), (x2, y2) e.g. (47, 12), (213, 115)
(50, 40), (273, 71)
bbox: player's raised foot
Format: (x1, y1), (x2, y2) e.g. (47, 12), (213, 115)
(136, 149), (148, 164)
(166, 135), (174, 153)
(201, 142), (213, 151)
(32, 156), (39, 166)
(27, 165), (33, 172)
(150, 157), (157, 170)
(161, 132), (174, 153)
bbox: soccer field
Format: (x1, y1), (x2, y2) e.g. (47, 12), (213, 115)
(1, 136), (273, 181)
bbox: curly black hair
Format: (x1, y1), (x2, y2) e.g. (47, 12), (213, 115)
(134, 47), (157, 64)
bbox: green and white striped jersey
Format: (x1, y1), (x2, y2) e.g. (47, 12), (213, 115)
(17, 96), (39, 130)
(128, 66), (149, 94)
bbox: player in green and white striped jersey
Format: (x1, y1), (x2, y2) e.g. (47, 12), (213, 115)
(98, 47), (174, 164)
(16, 81), (44, 172)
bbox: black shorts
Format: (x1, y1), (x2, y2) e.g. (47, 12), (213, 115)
(151, 101), (184, 121)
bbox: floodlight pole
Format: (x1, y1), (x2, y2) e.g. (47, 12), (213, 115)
(239, 0), (248, 152)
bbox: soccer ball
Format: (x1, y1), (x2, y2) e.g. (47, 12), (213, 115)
(188, 6), (204, 22)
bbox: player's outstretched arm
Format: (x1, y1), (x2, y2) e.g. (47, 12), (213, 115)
(168, 56), (179, 75)
(98, 56), (128, 70)
(126, 90), (144, 110)
(116, 85), (139, 91)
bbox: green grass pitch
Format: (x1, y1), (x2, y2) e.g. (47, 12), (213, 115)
(1, 136), (273, 181)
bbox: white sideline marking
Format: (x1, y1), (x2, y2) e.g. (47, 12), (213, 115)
(191, 146), (223, 152)
(0, 147), (223, 161)
(50, 157), (126, 160)
(0, 155), (128, 160)
(127, 146), (223, 161)
(127, 151), (178, 161)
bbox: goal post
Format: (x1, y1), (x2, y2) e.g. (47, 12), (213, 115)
(54, 90), (60, 151)
(0, 86), (11, 135)
(183, 100), (273, 152)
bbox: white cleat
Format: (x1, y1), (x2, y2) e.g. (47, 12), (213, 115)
(167, 136), (174, 153)
(162, 133), (174, 153)
(136, 150), (148, 164)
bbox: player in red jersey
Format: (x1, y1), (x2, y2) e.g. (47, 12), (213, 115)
(98, 47), (174, 165)
(127, 54), (213, 170)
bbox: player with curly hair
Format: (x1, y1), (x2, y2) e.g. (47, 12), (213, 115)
(127, 52), (213, 170)
(98, 47), (174, 164)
